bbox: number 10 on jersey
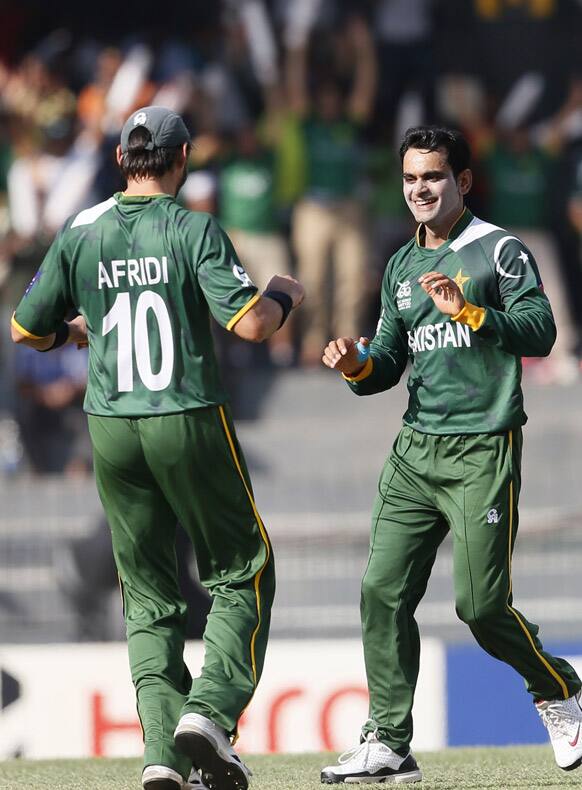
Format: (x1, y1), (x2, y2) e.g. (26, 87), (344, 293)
(102, 291), (174, 392)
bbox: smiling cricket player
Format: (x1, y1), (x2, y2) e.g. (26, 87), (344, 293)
(320, 126), (582, 785)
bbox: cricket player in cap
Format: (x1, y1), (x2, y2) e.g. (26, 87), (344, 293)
(11, 106), (305, 790)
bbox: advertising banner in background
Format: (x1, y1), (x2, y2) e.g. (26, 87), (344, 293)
(0, 639), (446, 760)
(3, 638), (578, 760)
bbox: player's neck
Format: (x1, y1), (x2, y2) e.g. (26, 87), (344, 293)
(124, 174), (178, 198)
(422, 205), (465, 249)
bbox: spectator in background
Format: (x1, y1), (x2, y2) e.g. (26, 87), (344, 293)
(218, 126), (295, 366)
(373, 0), (437, 129)
(476, 83), (582, 381)
(14, 342), (91, 475)
(181, 169), (218, 216)
(286, 12), (377, 366)
(5, 54), (77, 243)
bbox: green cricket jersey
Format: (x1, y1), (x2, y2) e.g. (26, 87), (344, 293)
(13, 193), (259, 417)
(303, 116), (361, 200)
(219, 153), (277, 234)
(346, 209), (556, 434)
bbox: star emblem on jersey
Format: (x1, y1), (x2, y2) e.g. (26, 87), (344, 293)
(494, 235), (527, 279)
(453, 269), (470, 294)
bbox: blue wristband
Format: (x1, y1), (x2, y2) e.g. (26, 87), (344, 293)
(355, 341), (370, 364)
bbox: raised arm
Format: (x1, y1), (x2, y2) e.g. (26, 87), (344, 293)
(346, 15), (377, 122)
(285, 39), (310, 117)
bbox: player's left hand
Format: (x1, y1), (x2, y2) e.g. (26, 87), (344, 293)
(418, 271), (465, 316)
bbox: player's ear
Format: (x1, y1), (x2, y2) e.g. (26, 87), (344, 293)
(115, 145), (123, 165)
(458, 168), (472, 196)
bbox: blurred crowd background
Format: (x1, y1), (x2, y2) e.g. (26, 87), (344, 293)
(0, 0), (582, 477)
(1, 0), (582, 646)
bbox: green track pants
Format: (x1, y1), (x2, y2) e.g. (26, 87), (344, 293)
(88, 405), (274, 779)
(361, 426), (580, 751)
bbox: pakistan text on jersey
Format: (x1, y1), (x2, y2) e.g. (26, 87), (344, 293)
(98, 257), (170, 289)
(408, 321), (472, 353)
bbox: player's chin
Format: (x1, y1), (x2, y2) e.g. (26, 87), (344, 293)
(410, 205), (438, 223)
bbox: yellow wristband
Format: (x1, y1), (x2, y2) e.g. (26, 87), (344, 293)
(342, 356), (374, 382)
(452, 301), (486, 331)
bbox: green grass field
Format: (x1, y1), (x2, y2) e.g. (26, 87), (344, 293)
(0, 747), (581, 790)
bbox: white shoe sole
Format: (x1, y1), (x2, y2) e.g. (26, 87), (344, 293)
(559, 755), (582, 772)
(142, 765), (183, 789)
(322, 769), (422, 784)
(175, 719), (249, 790)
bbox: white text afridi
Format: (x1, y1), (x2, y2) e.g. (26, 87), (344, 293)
(408, 320), (471, 353)
(98, 256), (169, 289)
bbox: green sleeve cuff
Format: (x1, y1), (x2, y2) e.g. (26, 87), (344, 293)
(452, 301), (486, 331)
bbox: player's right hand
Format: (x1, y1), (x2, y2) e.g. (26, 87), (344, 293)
(322, 336), (369, 375)
(264, 274), (305, 308)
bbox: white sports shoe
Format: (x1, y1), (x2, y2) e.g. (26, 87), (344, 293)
(142, 765), (208, 790)
(174, 712), (252, 790)
(536, 691), (582, 770)
(321, 733), (422, 784)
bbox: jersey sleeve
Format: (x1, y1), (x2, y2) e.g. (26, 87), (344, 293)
(344, 262), (409, 396)
(12, 233), (73, 338)
(473, 237), (556, 357)
(195, 215), (259, 330)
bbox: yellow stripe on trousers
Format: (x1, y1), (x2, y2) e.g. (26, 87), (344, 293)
(218, 405), (271, 687)
(506, 430), (569, 699)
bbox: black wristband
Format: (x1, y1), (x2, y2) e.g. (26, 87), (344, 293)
(263, 290), (293, 328)
(39, 321), (69, 352)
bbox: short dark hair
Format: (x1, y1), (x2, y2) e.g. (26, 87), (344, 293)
(119, 126), (189, 181)
(399, 126), (471, 178)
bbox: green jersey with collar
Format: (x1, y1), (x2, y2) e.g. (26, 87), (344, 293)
(346, 209), (556, 434)
(13, 193), (259, 417)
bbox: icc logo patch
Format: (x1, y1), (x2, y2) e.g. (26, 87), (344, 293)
(396, 280), (412, 311)
(133, 112), (147, 126)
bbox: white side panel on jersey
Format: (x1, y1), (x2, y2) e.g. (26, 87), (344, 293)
(70, 196), (116, 228)
(449, 216), (504, 252)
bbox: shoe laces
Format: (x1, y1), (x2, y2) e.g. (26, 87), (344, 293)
(338, 732), (378, 766)
(537, 695), (582, 739)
